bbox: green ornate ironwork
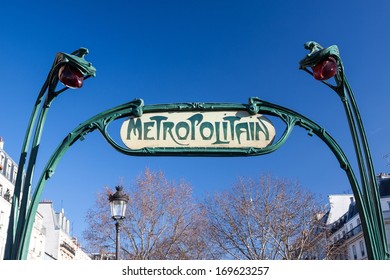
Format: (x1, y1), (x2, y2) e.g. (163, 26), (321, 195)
(5, 42), (389, 260)
(299, 41), (389, 260)
(4, 48), (96, 260)
(11, 95), (377, 259)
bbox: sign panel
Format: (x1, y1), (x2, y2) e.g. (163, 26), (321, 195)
(120, 111), (275, 150)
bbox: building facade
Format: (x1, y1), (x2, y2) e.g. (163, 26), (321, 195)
(38, 201), (90, 260)
(326, 173), (390, 259)
(0, 137), (89, 260)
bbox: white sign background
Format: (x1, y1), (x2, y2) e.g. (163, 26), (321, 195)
(120, 111), (275, 150)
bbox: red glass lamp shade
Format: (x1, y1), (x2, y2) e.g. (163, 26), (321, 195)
(311, 57), (338, 81)
(58, 64), (84, 89)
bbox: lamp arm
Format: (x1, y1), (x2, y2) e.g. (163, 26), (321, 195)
(10, 61), (69, 259)
(342, 78), (388, 257)
(4, 63), (55, 259)
(5, 48), (96, 260)
(299, 41), (389, 259)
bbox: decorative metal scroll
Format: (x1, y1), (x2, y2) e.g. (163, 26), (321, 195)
(13, 41), (389, 260)
(49, 96), (340, 158)
(17, 96), (361, 259)
(300, 41), (389, 260)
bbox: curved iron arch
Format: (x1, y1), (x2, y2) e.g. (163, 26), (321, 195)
(16, 97), (380, 259)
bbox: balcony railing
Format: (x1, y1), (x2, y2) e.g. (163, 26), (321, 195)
(60, 241), (76, 256)
(345, 224), (362, 239)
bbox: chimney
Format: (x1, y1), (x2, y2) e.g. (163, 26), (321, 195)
(0, 137), (4, 150)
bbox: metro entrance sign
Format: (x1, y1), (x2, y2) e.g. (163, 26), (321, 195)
(10, 95), (388, 260)
(10, 95), (368, 260)
(120, 111), (275, 150)
(5, 42), (389, 260)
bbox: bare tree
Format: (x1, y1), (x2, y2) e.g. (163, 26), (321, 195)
(203, 174), (331, 260)
(83, 168), (214, 260)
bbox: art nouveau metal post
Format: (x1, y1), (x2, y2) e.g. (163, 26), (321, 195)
(7, 42), (388, 260)
(299, 42), (389, 259)
(4, 48), (96, 260)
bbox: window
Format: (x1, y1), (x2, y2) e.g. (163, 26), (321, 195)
(3, 189), (10, 202)
(360, 240), (365, 257)
(0, 211), (4, 227)
(0, 237), (4, 259)
(32, 236), (37, 252)
(5, 162), (11, 179)
(356, 218), (360, 226)
(39, 240), (43, 255)
(352, 245), (357, 260)
(0, 153), (5, 170)
(12, 167), (17, 184)
(387, 202), (390, 211)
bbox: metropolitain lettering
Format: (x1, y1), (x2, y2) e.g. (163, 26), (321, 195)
(121, 112), (275, 149)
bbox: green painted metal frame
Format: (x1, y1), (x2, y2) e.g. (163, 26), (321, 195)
(15, 96), (383, 259)
(4, 48), (96, 260)
(300, 41), (389, 260)
(6, 42), (389, 260)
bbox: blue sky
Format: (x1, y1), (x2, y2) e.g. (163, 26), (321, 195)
(1, 1), (390, 244)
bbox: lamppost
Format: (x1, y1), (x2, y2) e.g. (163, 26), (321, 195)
(108, 186), (129, 260)
(4, 48), (96, 260)
(299, 41), (389, 259)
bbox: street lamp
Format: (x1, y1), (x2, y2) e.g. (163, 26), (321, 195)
(299, 41), (389, 259)
(108, 186), (129, 260)
(4, 48), (96, 260)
